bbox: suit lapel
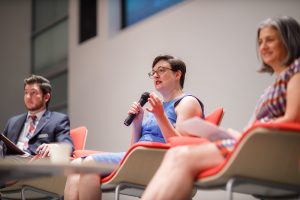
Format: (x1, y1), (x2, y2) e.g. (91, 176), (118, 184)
(11, 114), (27, 143)
(31, 110), (51, 138)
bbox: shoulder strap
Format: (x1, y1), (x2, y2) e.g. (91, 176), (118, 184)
(174, 94), (205, 118)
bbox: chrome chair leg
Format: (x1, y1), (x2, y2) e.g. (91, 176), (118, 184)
(21, 185), (61, 200)
(115, 184), (125, 200)
(226, 178), (236, 200)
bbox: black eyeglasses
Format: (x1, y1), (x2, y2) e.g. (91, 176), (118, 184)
(148, 67), (173, 78)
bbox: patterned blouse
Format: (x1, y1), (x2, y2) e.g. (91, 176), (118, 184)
(255, 57), (300, 122)
(217, 58), (300, 158)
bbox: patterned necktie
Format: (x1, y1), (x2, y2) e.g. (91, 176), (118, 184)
(26, 115), (37, 139)
(23, 115), (37, 150)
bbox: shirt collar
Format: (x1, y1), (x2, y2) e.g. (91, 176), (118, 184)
(27, 109), (46, 121)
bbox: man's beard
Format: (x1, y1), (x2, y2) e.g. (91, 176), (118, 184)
(26, 101), (45, 112)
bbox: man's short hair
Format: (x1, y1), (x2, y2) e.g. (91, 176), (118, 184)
(24, 75), (52, 107)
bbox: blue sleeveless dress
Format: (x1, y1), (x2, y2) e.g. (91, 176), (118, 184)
(91, 94), (204, 171)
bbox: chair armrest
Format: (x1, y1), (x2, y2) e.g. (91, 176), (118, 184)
(251, 121), (300, 131)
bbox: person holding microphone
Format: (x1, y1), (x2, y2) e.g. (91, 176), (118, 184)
(64, 54), (205, 200)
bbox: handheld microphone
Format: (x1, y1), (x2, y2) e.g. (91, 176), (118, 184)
(124, 92), (150, 126)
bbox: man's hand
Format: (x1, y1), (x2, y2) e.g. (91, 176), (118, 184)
(36, 143), (51, 158)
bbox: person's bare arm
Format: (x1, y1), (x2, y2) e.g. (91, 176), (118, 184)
(274, 73), (300, 123)
(147, 93), (203, 140)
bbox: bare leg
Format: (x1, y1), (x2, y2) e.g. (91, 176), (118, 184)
(78, 156), (102, 200)
(64, 158), (84, 200)
(142, 143), (224, 200)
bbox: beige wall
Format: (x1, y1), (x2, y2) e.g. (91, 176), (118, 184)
(0, 0), (31, 129)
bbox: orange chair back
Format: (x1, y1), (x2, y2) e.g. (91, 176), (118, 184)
(70, 126), (88, 150)
(204, 107), (224, 126)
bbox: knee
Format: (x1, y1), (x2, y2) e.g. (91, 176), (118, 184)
(164, 146), (194, 167)
(71, 157), (84, 165)
(82, 156), (97, 165)
(81, 156), (102, 179)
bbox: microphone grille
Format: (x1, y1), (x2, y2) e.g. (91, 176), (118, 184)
(139, 92), (150, 106)
(141, 92), (150, 99)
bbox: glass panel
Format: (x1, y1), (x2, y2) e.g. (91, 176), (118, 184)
(33, 0), (68, 31)
(79, 0), (97, 43)
(122, 0), (184, 27)
(33, 20), (68, 72)
(48, 73), (68, 109)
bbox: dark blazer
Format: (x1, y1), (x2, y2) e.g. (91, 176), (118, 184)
(1, 110), (74, 156)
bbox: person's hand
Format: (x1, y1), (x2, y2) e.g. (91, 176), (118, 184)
(128, 101), (144, 126)
(146, 92), (164, 118)
(35, 143), (51, 158)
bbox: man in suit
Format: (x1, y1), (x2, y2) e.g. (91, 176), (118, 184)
(1, 74), (74, 158)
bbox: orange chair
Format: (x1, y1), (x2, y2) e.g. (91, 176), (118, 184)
(169, 122), (300, 199)
(73, 108), (224, 200)
(194, 122), (300, 200)
(70, 126), (88, 154)
(204, 107), (224, 126)
(71, 126), (99, 158)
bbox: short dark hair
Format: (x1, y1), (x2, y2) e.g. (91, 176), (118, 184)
(24, 75), (52, 107)
(152, 55), (186, 88)
(257, 16), (300, 73)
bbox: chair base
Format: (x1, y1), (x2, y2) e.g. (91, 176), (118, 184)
(103, 182), (145, 200)
(0, 185), (61, 200)
(114, 182), (145, 200)
(226, 177), (300, 200)
(106, 182), (197, 200)
(0, 176), (66, 200)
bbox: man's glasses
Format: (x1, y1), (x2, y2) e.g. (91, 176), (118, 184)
(148, 67), (173, 79)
